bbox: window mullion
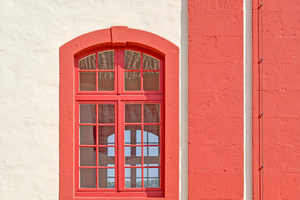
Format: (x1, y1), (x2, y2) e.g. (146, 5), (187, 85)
(117, 48), (123, 94)
(117, 100), (124, 191)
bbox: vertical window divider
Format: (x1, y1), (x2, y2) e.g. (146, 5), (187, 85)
(117, 100), (123, 190)
(95, 52), (99, 91)
(141, 103), (144, 188)
(117, 48), (122, 94)
(141, 52), (143, 92)
(96, 103), (99, 189)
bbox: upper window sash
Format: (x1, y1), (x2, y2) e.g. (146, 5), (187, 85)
(76, 48), (164, 95)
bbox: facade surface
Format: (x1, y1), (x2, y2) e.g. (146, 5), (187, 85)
(188, 0), (244, 199)
(252, 0), (300, 199)
(1, 0), (300, 199)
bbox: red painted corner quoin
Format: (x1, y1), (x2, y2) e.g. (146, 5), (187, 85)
(188, 0), (244, 199)
(59, 27), (179, 200)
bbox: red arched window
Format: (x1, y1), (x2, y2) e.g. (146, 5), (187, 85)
(60, 27), (179, 200)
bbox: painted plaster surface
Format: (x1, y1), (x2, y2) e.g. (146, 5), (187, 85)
(252, 0), (300, 199)
(188, 0), (244, 199)
(0, 0), (185, 199)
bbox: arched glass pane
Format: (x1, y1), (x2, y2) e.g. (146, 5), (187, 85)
(79, 54), (96, 70)
(143, 54), (159, 70)
(124, 50), (141, 70)
(98, 50), (114, 70)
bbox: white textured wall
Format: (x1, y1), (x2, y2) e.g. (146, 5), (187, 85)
(0, 0), (187, 199)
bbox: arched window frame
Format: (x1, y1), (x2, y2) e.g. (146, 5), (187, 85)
(59, 26), (179, 200)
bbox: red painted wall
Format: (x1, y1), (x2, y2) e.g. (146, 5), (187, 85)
(252, 0), (300, 199)
(188, 0), (244, 199)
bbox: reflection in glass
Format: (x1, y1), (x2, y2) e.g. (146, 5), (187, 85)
(124, 72), (141, 91)
(98, 72), (114, 91)
(143, 168), (160, 188)
(143, 146), (160, 166)
(144, 104), (160, 123)
(80, 104), (96, 124)
(125, 146), (142, 166)
(98, 147), (115, 167)
(124, 50), (141, 70)
(143, 54), (159, 70)
(80, 168), (96, 188)
(79, 54), (96, 70)
(79, 72), (96, 91)
(80, 147), (96, 166)
(98, 50), (114, 70)
(125, 125), (141, 145)
(143, 72), (159, 91)
(125, 168), (142, 188)
(98, 104), (115, 123)
(80, 126), (96, 145)
(98, 168), (115, 188)
(125, 104), (141, 123)
(98, 126), (115, 145)
(143, 125), (160, 145)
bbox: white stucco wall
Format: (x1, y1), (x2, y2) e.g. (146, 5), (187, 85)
(0, 0), (188, 199)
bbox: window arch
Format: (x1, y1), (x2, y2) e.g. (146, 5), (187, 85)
(60, 27), (179, 200)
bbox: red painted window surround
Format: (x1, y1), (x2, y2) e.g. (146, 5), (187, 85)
(59, 27), (179, 200)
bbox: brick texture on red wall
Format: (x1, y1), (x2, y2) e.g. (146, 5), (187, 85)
(252, 0), (300, 199)
(188, 0), (244, 199)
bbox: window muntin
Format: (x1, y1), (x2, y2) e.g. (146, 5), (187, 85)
(78, 50), (116, 92)
(75, 48), (164, 194)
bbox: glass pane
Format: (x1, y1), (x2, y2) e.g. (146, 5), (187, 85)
(98, 126), (115, 145)
(98, 104), (115, 123)
(80, 126), (96, 145)
(79, 72), (96, 91)
(144, 104), (160, 123)
(80, 104), (96, 124)
(79, 54), (96, 70)
(98, 50), (114, 70)
(125, 168), (142, 188)
(143, 72), (159, 91)
(98, 72), (114, 91)
(143, 146), (160, 166)
(98, 168), (115, 188)
(80, 168), (96, 188)
(98, 147), (115, 167)
(143, 125), (160, 145)
(124, 50), (141, 70)
(143, 54), (159, 70)
(125, 146), (142, 166)
(125, 125), (141, 145)
(143, 168), (160, 188)
(124, 72), (141, 91)
(125, 104), (141, 123)
(80, 147), (96, 166)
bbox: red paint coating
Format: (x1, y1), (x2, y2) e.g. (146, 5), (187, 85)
(188, 0), (244, 199)
(60, 27), (179, 200)
(252, 0), (300, 199)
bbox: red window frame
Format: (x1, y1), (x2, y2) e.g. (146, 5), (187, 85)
(60, 27), (179, 200)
